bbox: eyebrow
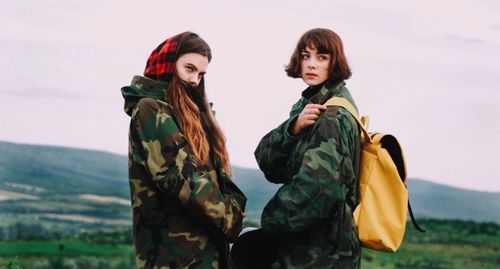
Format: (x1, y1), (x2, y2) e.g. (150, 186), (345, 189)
(186, 63), (198, 71)
(301, 49), (329, 56)
(186, 63), (206, 75)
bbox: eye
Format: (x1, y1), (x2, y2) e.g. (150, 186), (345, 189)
(301, 53), (310, 60)
(318, 55), (329, 61)
(186, 65), (194, 72)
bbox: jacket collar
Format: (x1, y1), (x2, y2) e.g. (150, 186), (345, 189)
(302, 80), (345, 105)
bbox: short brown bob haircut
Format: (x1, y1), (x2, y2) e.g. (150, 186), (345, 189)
(285, 28), (352, 83)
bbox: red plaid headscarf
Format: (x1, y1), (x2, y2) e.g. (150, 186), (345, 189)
(144, 33), (183, 82)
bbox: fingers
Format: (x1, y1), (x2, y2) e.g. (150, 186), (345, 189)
(292, 103), (328, 135)
(304, 108), (323, 117)
(299, 113), (321, 129)
(301, 104), (326, 118)
(301, 112), (321, 121)
(301, 120), (318, 128)
(306, 104), (327, 110)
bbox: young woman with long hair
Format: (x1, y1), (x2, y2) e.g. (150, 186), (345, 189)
(121, 31), (246, 269)
(254, 28), (361, 268)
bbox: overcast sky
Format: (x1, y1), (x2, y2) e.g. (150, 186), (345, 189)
(1, 0), (499, 191)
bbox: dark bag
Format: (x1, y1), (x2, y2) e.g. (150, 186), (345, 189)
(230, 228), (279, 269)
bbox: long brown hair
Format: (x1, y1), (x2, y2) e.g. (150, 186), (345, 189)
(166, 32), (232, 174)
(286, 28), (352, 83)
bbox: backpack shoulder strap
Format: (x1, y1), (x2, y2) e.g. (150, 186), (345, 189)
(408, 201), (426, 232)
(324, 97), (360, 119)
(324, 97), (371, 143)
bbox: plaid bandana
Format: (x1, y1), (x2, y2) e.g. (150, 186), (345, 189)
(144, 33), (182, 82)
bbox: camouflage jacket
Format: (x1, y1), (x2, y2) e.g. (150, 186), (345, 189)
(255, 81), (361, 269)
(121, 76), (246, 269)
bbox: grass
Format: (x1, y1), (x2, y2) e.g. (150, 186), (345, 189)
(359, 219), (500, 269)
(0, 241), (133, 257)
(1, 219), (500, 269)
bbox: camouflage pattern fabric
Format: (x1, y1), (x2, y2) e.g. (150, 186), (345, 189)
(255, 81), (361, 269)
(121, 75), (246, 269)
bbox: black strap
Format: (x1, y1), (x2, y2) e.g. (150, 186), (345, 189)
(408, 200), (425, 232)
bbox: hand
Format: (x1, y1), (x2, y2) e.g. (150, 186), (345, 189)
(291, 104), (327, 136)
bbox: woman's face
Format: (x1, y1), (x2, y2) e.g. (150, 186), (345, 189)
(300, 46), (331, 86)
(175, 53), (209, 86)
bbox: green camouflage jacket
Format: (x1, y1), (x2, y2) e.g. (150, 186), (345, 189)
(255, 81), (361, 269)
(121, 76), (246, 269)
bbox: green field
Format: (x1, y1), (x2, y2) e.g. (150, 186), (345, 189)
(0, 241), (131, 257)
(2, 219), (499, 269)
(1, 142), (500, 268)
(360, 219), (500, 269)
(1, 243), (135, 269)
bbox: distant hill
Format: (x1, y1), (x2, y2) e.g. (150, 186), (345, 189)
(234, 168), (500, 224)
(407, 179), (500, 223)
(0, 141), (129, 198)
(1, 141), (499, 234)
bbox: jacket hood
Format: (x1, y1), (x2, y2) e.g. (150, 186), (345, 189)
(121, 75), (169, 116)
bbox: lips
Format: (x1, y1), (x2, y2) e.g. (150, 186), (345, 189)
(305, 73), (318, 77)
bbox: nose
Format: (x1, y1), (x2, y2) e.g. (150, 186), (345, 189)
(306, 58), (316, 70)
(188, 74), (200, 86)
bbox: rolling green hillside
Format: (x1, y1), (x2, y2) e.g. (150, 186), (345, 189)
(1, 140), (499, 231)
(1, 141), (500, 269)
(0, 141), (128, 198)
(407, 179), (500, 223)
(0, 142), (131, 235)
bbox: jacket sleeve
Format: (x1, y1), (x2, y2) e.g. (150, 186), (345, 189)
(130, 98), (244, 241)
(260, 107), (357, 234)
(254, 100), (305, 183)
(254, 116), (300, 183)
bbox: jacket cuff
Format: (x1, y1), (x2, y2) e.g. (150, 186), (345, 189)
(283, 115), (300, 145)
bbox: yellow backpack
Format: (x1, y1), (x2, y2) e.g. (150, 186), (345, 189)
(325, 97), (424, 252)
